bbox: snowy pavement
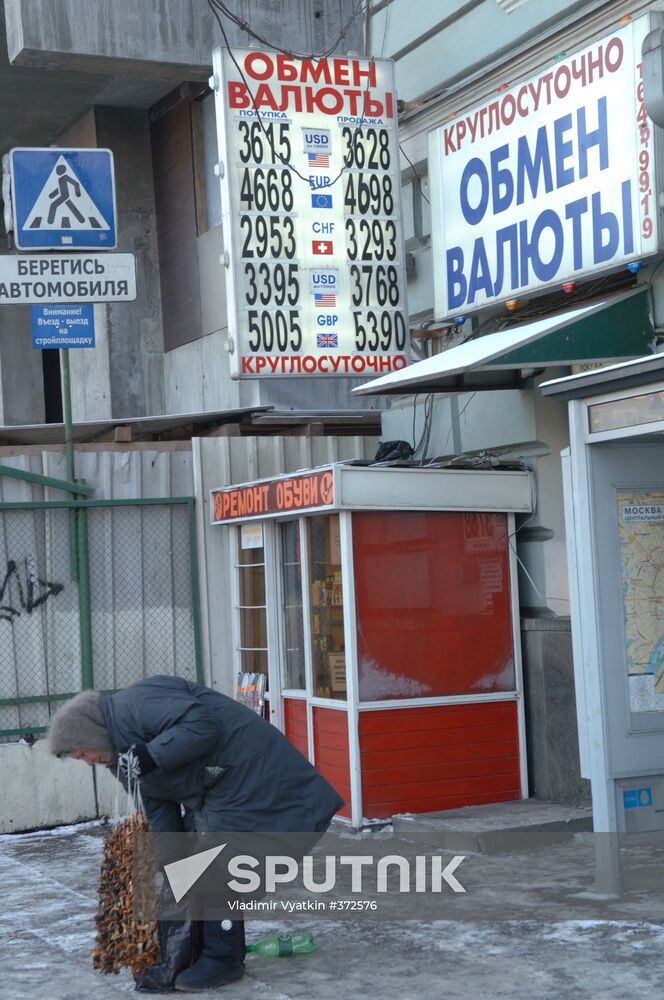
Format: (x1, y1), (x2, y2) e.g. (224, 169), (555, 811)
(1, 821), (664, 999)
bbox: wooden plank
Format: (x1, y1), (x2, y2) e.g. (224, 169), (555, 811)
(362, 756), (521, 788)
(310, 745), (350, 769)
(313, 707), (350, 735)
(358, 702), (517, 734)
(360, 739), (519, 770)
(362, 789), (520, 819)
(363, 772), (520, 804)
(359, 723), (518, 753)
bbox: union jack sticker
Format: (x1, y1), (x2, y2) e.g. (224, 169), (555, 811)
(317, 332), (339, 348)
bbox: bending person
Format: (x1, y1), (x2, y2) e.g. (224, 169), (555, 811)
(48, 674), (343, 993)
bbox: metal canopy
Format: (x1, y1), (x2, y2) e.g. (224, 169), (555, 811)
(0, 406), (273, 446)
(541, 352), (664, 401)
(353, 288), (653, 396)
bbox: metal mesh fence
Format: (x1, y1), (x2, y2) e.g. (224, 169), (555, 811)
(0, 499), (200, 740)
(87, 502), (198, 691)
(0, 507), (79, 737)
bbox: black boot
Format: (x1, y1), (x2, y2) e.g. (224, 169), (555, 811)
(174, 920), (245, 992)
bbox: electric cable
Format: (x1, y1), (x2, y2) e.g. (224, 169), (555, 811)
(205, 0), (392, 193)
(399, 143), (430, 204)
(412, 392), (434, 457)
(508, 512), (568, 605)
(440, 391), (477, 454)
(207, 0), (366, 60)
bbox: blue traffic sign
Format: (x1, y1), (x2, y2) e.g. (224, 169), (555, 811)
(623, 787), (653, 810)
(32, 304), (95, 349)
(10, 148), (117, 250)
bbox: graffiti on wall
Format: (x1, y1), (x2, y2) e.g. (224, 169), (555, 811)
(0, 557), (65, 623)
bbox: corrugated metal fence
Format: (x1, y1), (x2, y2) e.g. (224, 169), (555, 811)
(0, 450), (201, 738)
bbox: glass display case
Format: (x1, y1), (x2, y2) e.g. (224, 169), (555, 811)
(236, 525), (267, 676)
(309, 514), (346, 699)
(280, 519), (306, 691)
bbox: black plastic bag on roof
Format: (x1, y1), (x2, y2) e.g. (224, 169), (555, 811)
(133, 921), (202, 993)
(373, 440), (415, 463)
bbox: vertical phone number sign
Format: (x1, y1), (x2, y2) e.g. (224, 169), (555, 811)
(212, 47), (409, 379)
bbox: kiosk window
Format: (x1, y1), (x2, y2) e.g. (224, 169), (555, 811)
(308, 514), (346, 699)
(353, 511), (515, 700)
(236, 526), (268, 677)
(589, 390), (664, 434)
(280, 520), (306, 690)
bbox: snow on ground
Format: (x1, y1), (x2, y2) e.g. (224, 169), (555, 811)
(1, 822), (664, 999)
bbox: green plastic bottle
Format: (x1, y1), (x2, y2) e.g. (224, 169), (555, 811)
(247, 931), (315, 957)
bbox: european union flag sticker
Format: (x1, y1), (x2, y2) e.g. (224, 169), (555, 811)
(311, 193), (333, 209)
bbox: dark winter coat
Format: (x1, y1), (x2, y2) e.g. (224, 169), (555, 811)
(99, 676), (343, 834)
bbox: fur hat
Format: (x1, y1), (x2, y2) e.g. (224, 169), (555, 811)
(48, 691), (114, 757)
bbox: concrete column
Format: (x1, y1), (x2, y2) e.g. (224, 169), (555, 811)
(0, 304), (45, 425)
(521, 615), (591, 805)
(95, 107), (164, 418)
(57, 106), (164, 421)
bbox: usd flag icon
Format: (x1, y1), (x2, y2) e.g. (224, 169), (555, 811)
(308, 152), (330, 169)
(312, 240), (333, 255)
(311, 193), (333, 209)
(315, 292), (336, 308)
(317, 332), (339, 348)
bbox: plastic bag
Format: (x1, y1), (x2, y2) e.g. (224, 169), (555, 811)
(373, 440), (415, 463)
(133, 921), (202, 993)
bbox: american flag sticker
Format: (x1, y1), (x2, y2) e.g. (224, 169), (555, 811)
(317, 332), (339, 348)
(314, 292), (336, 308)
(308, 152), (330, 169)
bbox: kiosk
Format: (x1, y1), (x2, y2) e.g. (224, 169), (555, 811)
(211, 462), (534, 827)
(542, 356), (664, 889)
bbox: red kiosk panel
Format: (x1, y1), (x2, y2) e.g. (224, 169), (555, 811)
(283, 698), (308, 758)
(360, 701), (521, 817)
(313, 706), (352, 818)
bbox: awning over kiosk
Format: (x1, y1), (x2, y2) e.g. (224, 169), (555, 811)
(353, 288), (654, 396)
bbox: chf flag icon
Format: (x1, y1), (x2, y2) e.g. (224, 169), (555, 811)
(312, 240), (333, 255)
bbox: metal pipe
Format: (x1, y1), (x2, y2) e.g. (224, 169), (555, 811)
(60, 348), (79, 582)
(76, 490), (94, 690)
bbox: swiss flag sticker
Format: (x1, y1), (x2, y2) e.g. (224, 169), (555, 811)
(312, 240), (333, 255)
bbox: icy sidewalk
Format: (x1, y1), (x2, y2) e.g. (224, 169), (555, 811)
(1, 822), (664, 1000)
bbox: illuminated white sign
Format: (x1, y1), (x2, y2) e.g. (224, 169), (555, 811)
(430, 16), (659, 319)
(212, 47), (408, 378)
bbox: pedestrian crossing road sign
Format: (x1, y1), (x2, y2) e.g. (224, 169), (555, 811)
(10, 148), (117, 250)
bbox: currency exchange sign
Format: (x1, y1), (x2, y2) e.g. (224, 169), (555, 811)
(212, 47), (409, 379)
